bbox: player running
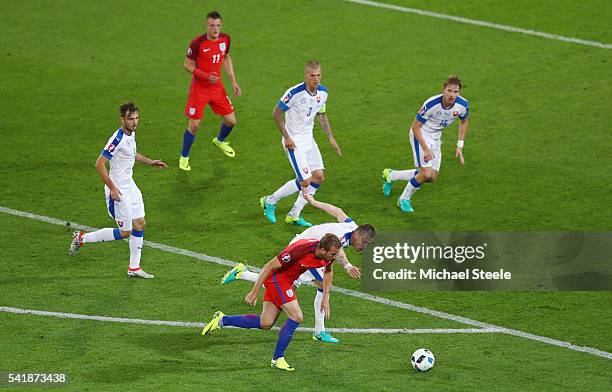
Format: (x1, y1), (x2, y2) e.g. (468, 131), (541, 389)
(201, 234), (342, 371)
(382, 75), (470, 212)
(69, 102), (167, 278)
(259, 60), (341, 227)
(222, 192), (375, 343)
(179, 11), (242, 170)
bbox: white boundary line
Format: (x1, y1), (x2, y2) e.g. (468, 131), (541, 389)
(0, 306), (498, 334)
(1, 206), (611, 359)
(343, 0), (612, 49)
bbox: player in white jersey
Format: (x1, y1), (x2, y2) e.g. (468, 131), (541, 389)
(223, 192), (375, 343)
(259, 60), (342, 227)
(69, 102), (167, 278)
(383, 75), (470, 213)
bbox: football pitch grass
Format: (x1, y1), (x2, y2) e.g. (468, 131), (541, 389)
(1, 0), (611, 390)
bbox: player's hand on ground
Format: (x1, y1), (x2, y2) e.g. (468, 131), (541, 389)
(150, 160), (168, 169)
(245, 290), (258, 307)
(284, 137), (296, 150)
(232, 82), (242, 97)
(209, 72), (220, 83)
(346, 265), (361, 279)
(455, 148), (465, 165)
(110, 187), (122, 202)
(321, 298), (331, 319)
(329, 137), (342, 156)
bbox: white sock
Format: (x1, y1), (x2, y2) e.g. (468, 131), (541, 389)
(240, 269), (259, 283)
(288, 183), (319, 218)
(129, 231), (144, 269)
(314, 289), (325, 335)
(82, 228), (119, 243)
(401, 177), (422, 200)
(267, 179), (301, 204)
(390, 169), (418, 181)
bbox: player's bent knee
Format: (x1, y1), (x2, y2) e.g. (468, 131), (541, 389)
(299, 179), (311, 189)
(292, 313), (304, 324)
(119, 230), (131, 239)
(260, 320), (274, 330)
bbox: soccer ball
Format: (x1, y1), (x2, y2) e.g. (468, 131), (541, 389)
(411, 348), (435, 372)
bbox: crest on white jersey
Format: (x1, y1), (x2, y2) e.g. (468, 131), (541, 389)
(285, 289), (294, 298)
(219, 42), (226, 52)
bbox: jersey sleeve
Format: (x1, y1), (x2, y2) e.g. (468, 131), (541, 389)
(225, 35), (231, 54)
(186, 37), (200, 61)
(277, 87), (294, 112)
(101, 132), (122, 160)
(459, 102), (469, 120)
(415, 101), (429, 124)
(318, 103), (326, 114)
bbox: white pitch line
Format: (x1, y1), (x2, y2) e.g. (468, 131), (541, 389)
(1, 205), (611, 360)
(0, 306), (497, 334)
(343, 0), (612, 49)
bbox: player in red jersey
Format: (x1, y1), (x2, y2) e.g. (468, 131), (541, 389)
(201, 234), (342, 371)
(179, 11), (242, 171)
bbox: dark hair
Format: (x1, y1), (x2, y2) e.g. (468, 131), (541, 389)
(444, 75), (462, 89)
(355, 224), (376, 242)
(318, 233), (342, 251)
(207, 11), (222, 20)
(119, 101), (139, 117)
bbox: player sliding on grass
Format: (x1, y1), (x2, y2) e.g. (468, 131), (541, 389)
(382, 75), (470, 213)
(221, 192), (375, 343)
(202, 234), (342, 371)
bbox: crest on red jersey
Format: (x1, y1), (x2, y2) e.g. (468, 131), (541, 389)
(281, 253), (291, 263)
(187, 48), (192, 56)
(285, 289), (294, 298)
(219, 42), (226, 52)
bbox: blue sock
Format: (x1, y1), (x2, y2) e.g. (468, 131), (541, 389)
(273, 318), (299, 360)
(220, 314), (260, 329)
(181, 129), (196, 158)
(216, 123), (234, 142)
(409, 177), (421, 188)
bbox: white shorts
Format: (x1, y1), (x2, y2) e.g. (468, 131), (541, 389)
(409, 128), (442, 172)
(293, 267), (325, 287)
(105, 184), (145, 231)
(285, 142), (324, 182)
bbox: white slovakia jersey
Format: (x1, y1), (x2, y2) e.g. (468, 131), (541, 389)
(277, 82), (328, 149)
(101, 128), (137, 190)
(416, 94), (469, 141)
(291, 218), (358, 248)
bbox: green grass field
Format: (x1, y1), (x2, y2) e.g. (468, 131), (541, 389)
(1, 0), (611, 390)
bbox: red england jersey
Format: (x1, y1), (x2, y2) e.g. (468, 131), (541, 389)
(266, 239), (333, 284)
(186, 33), (231, 87)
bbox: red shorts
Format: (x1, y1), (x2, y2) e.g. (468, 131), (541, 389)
(184, 84), (234, 120)
(263, 274), (297, 309)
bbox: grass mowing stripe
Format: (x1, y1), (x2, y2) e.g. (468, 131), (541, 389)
(1, 205), (611, 360)
(343, 0), (612, 49)
(0, 306), (497, 334)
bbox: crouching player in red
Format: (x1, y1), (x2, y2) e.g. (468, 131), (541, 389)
(201, 234), (341, 371)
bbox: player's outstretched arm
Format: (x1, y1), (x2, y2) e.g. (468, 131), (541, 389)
(245, 257), (281, 307)
(302, 192), (349, 223)
(136, 153), (168, 169)
(321, 265), (333, 319)
(335, 248), (361, 278)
